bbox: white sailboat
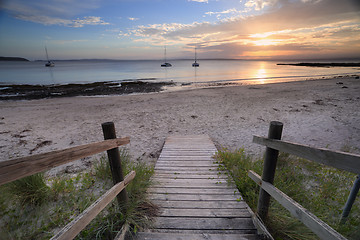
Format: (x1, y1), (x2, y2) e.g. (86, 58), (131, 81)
(45, 46), (55, 67)
(192, 47), (199, 67)
(161, 46), (172, 67)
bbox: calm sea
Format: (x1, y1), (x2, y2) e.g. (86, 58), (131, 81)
(0, 60), (359, 88)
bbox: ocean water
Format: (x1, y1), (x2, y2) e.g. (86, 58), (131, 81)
(0, 59), (359, 87)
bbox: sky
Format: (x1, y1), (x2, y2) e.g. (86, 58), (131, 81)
(0, 0), (359, 60)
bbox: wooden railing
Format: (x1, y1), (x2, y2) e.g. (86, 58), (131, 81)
(0, 122), (133, 240)
(250, 121), (360, 240)
(51, 171), (135, 240)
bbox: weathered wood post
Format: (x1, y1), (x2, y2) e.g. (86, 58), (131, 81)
(102, 122), (129, 206)
(340, 174), (360, 224)
(257, 121), (283, 221)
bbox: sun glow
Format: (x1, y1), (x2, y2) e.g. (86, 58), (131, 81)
(252, 39), (280, 46)
(249, 32), (274, 38)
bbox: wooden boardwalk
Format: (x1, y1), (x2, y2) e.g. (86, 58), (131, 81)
(136, 135), (262, 240)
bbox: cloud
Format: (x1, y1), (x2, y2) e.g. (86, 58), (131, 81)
(12, 14), (109, 27)
(244, 0), (281, 11)
(121, 0), (360, 59)
(2, 0), (109, 27)
(124, 21), (222, 45)
(205, 8), (251, 18)
(128, 17), (140, 21)
(72, 16), (109, 27)
(2, 0), (101, 17)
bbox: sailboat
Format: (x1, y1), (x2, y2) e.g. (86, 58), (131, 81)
(161, 46), (172, 67)
(45, 46), (55, 67)
(192, 47), (199, 67)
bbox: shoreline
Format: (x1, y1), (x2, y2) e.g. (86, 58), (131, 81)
(1, 73), (359, 101)
(0, 75), (359, 176)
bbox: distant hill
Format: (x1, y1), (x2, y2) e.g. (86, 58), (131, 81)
(0, 56), (30, 61)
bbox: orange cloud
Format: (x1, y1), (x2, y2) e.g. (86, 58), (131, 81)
(121, 0), (360, 59)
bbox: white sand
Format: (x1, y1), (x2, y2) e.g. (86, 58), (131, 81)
(0, 76), (359, 175)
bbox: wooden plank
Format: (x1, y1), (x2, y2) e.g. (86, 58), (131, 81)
(114, 223), (129, 240)
(163, 143), (215, 146)
(160, 152), (216, 155)
(157, 159), (215, 162)
(154, 172), (226, 177)
(153, 174), (227, 179)
(153, 170), (227, 175)
(155, 162), (216, 167)
(136, 232), (259, 240)
(160, 152), (216, 156)
(155, 167), (222, 171)
(156, 163), (215, 166)
(253, 136), (360, 174)
(163, 144), (215, 147)
(154, 217), (255, 230)
(0, 137), (130, 186)
(51, 171), (135, 240)
(248, 170), (347, 240)
(158, 155), (215, 158)
(151, 200), (248, 209)
(158, 157), (214, 159)
(147, 187), (240, 195)
(160, 151), (216, 154)
(154, 175), (226, 180)
(153, 178), (231, 185)
(155, 166), (219, 171)
(155, 182), (232, 188)
(157, 160), (215, 163)
(154, 175), (227, 179)
(159, 208), (251, 218)
(160, 150), (216, 153)
(149, 193), (242, 201)
(146, 229), (257, 234)
(161, 148), (216, 152)
(160, 153), (216, 156)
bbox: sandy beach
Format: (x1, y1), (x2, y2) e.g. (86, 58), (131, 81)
(0, 76), (359, 175)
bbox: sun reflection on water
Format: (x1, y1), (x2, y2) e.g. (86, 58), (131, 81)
(255, 67), (268, 84)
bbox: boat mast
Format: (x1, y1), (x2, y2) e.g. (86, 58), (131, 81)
(45, 46), (50, 62)
(194, 47), (197, 63)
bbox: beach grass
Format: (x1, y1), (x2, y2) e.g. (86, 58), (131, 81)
(0, 148), (155, 240)
(3, 172), (50, 206)
(78, 149), (157, 239)
(214, 149), (360, 240)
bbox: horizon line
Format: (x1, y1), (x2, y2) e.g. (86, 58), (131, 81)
(31, 57), (360, 62)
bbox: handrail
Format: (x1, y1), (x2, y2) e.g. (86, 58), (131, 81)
(51, 171), (136, 240)
(249, 171), (347, 240)
(1, 122), (133, 239)
(250, 121), (360, 240)
(0, 137), (130, 186)
(253, 136), (360, 174)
